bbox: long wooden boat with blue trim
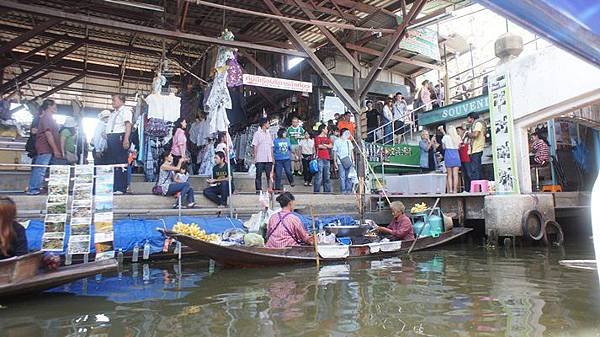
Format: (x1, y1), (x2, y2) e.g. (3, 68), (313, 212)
(0, 251), (118, 298)
(159, 227), (472, 268)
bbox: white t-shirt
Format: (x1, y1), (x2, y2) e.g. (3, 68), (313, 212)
(145, 93), (181, 122)
(442, 134), (459, 150)
(107, 106), (133, 134)
(299, 138), (314, 155)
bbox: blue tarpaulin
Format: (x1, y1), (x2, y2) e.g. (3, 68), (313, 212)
(25, 216), (244, 255)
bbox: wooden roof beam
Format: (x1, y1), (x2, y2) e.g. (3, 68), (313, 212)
(293, 0), (360, 70)
(0, 1), (307, 57)
(0, 18), (61, 55)
(357, 0), (427, 100)
(262, 0), (360, 113)
(0, 36), (61, 70)
(345, 43), (440, 70)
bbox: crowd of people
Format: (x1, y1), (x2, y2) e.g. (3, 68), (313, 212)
(250, 113), (358, 195)
(418, 112), (487, 193)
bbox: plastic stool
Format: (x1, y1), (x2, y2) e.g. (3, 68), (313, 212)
(541, 185), (562, 192)
(470, 180), (489, 193)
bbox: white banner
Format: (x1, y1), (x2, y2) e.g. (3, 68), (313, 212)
(242, 74), (312, 92)
(399, 27), (441, 61)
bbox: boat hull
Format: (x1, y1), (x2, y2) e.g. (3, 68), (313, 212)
(162, 227), (473, 268)
(0, 258), (118, 298)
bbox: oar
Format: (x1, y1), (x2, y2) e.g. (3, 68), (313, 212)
(407, 197), (440, 255)
(310, 206), (320, 269)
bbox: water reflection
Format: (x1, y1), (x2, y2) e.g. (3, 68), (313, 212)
(1, 245), (599, 337)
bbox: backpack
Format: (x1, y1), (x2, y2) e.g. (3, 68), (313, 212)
(25, 135), (36, 158)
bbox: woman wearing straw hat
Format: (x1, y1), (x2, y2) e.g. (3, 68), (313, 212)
(92, 110), (111, 165)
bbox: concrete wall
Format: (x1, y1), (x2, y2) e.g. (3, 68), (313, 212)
(484, 193), (555, 237)
(497, 45), (600, 193)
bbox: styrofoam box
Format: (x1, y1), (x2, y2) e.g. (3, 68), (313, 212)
(385, 173), (446, 194)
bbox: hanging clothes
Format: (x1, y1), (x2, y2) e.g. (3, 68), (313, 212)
(145, 93), (180, 122)
(206, 70), (231, 135)
(226, 86), (247, 131)
(227, 53), (243, 88)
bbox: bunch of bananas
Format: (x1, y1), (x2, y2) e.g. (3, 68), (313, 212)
(411, 202), (428, 214)
(173, 222), (220, 242)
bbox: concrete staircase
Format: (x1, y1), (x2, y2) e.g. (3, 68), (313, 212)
(11, 192), (359, 220)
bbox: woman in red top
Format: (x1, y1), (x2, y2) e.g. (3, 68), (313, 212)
(456, 126), (472, 192)
(266, 192), (313, 248)
(313, 124), (333, 193)
(376, 201), (415, 240)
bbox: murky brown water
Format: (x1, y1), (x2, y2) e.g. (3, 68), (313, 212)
(1, 242), (599, 337)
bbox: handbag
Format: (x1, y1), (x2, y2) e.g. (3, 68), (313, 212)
(152, 171), (171, 195)
(309, 158), (319, 174)
(339, 141), (353, 170)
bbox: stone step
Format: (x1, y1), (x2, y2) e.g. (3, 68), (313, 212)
(10, 193), (358, 220)
(0, 171), (341, 193)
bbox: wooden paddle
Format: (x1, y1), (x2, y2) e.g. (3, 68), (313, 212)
(407, 198), (440, 255)
(310, 206), (320, 269)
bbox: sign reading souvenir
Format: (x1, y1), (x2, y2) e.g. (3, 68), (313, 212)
(94, 166), (115, 261)
(42, 166), (70, 251)
(68, 165), (94, 255)
(242, 74), (312, 93)
(399, 27), (441, 61)
(489, 72), (520, 194)
(418, 95), (490, 126)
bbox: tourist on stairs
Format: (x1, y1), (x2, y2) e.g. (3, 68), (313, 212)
(333, 128), (355, 194)
(299, 131), (314, 186)
(265, 192), (313, 248)
(170, 117), (188, 166)
(27, 99), (63, 195)
(465, 112), (486, 181)
(203, 151), (234, 208)
(313, 124), (333, 193)
(252, 117), (274, 194)
(439, 125), (461, 193)
(273, 128), (295, 191)
(158, 152), (195, 208)
(376, 201), (415, 241)
(105, 94), (132, 194)
(0, 197), (28, 260)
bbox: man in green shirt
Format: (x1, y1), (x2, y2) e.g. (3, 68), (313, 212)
(287, 117), (305, 175)
(203, 151), (234, 207)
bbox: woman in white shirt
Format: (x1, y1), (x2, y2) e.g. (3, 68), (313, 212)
(439, 125), (462, 193)
(298, 131), (314, 186)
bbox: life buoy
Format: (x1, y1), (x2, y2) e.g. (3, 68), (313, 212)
(521, 210), (544, 241)
(543, 220), (564, 246)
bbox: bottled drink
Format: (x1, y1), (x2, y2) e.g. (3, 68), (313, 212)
(143, 241), (150, 260)
(132, 244), (139, 262)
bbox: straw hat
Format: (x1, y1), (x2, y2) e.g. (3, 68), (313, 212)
(98, 110), (111, 119)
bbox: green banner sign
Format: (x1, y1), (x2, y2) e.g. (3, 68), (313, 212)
(418, 95), (489, 126)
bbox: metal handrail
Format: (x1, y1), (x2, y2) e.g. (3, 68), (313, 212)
(367, 104), (427, 145)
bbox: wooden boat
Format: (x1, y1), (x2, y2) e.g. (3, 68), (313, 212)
(0, 251), (118, 298)
(160, 227), (473, 268)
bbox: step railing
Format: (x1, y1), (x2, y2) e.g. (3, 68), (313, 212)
(367, 104), (427, 145)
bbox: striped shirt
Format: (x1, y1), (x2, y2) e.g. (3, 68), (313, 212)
(265, 211), (310, 248)
(532, 139), (550, 164)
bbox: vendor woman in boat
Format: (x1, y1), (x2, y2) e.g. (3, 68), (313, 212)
(266, 192), (314, 248)
(0, 197), (28, 260)
(376, 201), (415, 241)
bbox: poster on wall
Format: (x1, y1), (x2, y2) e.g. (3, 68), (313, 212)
(67, 165), (93, 255)
(42, 166), (70, 251)
(489, 72), (520, 194)
(94, 165), (115, 261)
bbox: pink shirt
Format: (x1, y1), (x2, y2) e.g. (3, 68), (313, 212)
(266, 211), (310, 248)
(171, 128), (187, 156)
(388, 214), (415, 240)
(252, 128), (273, 163)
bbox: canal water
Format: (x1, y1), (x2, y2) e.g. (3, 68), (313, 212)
(1, 242), (599, 337)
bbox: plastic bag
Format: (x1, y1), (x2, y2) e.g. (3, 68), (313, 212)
(348, 167), (358, 184)
(317, 232), (336, 245)
(243, 233), (265, 247)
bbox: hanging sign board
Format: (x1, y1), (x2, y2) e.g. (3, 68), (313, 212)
(489, 71), (520, 194)
(418, 95), (489, 126)
(399, 27), (441, 61)
(243, 74), (312, 92)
